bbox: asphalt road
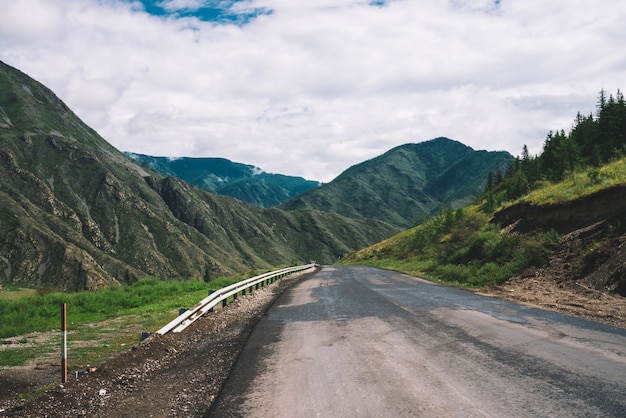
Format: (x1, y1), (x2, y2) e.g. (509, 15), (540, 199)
(208, 266), (626, 417)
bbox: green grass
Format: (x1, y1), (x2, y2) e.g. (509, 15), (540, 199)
(0, 270), (284, 369)
(67, 331), (140, 369)
(0, 347), (43, 367)
(341, 206), (558, 288)
(516, 157), (626, 206)
(0, 283), (38, 301)
(0, 284), (209, 369)
(0, 277), (245, 339)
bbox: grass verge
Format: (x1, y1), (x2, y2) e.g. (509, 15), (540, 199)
(0, 269), (276, 369)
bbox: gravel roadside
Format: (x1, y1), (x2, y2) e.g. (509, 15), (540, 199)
(0, 269), (317, 418)
(2, 260), (624, 417)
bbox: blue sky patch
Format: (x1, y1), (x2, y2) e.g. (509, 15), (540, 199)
(131, 0), (272, 24)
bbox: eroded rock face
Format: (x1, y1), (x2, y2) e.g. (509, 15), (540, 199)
(492, 184), (626, 234)
(582, 234), (626, 296)
(492, 184), (626, 297)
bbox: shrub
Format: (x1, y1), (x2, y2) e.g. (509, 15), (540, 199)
(437, 264), (470, 284)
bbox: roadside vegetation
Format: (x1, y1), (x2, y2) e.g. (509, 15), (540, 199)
(2, 89), (625, 369)
(483, 89), (626, 210)
(0, 278), (229, 339)
(513, 157), (626, 206)
(341, 205), (560, 288)
(342, 89), (626, 288)
(0, 270), (272, 368)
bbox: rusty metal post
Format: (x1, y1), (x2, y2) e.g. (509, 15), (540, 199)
(61, 303), (67, 384)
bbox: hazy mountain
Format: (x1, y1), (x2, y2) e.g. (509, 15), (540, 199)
(124, 153), (321, 207)
(281, 138), (514, 228)
(0, 61), (397, 291)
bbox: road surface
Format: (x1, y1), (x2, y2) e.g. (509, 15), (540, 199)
(208, 265), (626, 417)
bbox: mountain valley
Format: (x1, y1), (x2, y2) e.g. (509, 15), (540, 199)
(0, 60), (512, 291)
(0, 61), (396, 290)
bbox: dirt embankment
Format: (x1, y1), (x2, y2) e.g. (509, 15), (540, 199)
(482, 222), (626, 329)
(492, 184), (626, 236)
(485, 185), (626, 328)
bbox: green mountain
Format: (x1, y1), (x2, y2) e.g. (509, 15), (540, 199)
(281, 138), (514, 228)
(342, 90), (626, 298)
(0, 61), (396, 291)
(124, 153), (321, 207)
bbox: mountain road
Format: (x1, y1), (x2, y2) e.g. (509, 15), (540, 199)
(209, 265), (626, 417)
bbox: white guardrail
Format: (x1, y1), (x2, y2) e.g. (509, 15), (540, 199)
(156, 263), (317, 335)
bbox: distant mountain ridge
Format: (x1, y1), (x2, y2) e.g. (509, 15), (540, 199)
(125, 153), (321, 207)
(0, 60), (397, 291)
(281, 138), (514, 228)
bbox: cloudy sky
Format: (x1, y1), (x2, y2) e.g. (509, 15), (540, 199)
(1, 0), (625, 182)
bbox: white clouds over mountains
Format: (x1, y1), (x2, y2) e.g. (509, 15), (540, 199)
(1, 0), (625, 181)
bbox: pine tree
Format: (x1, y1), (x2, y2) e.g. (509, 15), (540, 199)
(484, 88), (624, 211)
(570, 112), (598, 161)
(597, 89), (607, 117)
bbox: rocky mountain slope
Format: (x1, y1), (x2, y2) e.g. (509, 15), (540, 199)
(281, 138), (514, 228)
(125, 153), (321, 207)
(0, 60), (396, 291)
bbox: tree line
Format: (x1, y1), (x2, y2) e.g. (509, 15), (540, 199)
(483, 89), (626, 210)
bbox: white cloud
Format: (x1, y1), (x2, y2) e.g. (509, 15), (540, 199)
(0, 0), (66, 43)
(158, 0), (208, 12)
(1, 0), (625, 181)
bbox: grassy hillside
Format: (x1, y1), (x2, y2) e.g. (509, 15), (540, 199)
(343, 90), (626, 291)
(340, 203), (556, 287)
(341, 159), (626, 288)
(282, 138), (513, 228)
(512, 158), (626, 205)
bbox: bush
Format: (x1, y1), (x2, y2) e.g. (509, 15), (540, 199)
(344, 201), (557, 289)
(437, 264), (470, 284)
